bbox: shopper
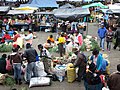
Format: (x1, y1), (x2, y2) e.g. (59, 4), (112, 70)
(106, 27), (114, 52)
(98, 24), (107, 51)
(23, 43), (38, 84)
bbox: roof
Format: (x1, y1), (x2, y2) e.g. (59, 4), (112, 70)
(20, 0), (58, 8)
(7, 10), (34, 15)
(0, 6), (10, 12)
(53, 8), (90, 16)
(35, 11), (53, 15)
(60, 3), (75, 9)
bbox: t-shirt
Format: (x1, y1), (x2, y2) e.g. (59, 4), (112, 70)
(58, 37), (66, 44)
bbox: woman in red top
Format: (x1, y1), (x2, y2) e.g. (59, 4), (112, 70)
(3, 32), (11, 40)
(2, 32), (12, 43)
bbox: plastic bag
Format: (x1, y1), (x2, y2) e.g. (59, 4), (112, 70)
(54, 65), (66, 82)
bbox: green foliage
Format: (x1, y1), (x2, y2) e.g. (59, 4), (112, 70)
(90, 38), (101, 51)
(80, 42), (86, 52)
(48, 46), (58, 53)
(20, 87), (28, 90)
(3, 77), (15, 86)
(68, 52), (73, 56)
(0, 44), (13, 52)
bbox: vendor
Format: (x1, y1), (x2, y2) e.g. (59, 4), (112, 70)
(38, 44), (51, 74)
(2, 31), (12, 43)
(47, 35), (55, 43)
(13, 32), (20, 42)
(72, 48), (86, 82)
(74, 31), (83, 46)
(24, 30), (33, 45)
(43, 39), (54, 49)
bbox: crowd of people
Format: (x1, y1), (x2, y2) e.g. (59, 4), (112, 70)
(98, 17), (120, 52)
(0, 26), (119, 90)
(0, 11), (120, 90)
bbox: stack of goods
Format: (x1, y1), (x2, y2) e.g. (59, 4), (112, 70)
(0, 42), (13, 52)
(0, 73), (15, 86)
(80, 35), (100, 51)
(67, 63), (76, 83)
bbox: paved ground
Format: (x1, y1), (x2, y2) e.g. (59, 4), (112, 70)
(0, 23), (120, 90)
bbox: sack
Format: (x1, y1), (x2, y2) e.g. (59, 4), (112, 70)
(55, 65), (66, 82)
(102, 86), (110, 90)
(35, 61), (47, 77)
(29, 77), (51, 88)
(6, 60), (12, 71)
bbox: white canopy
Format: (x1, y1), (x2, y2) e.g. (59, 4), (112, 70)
(53, 8), (90, 16)
(108, 4), (120, 9)
(7, 10), (34, 15)
(35, 11), (53, 15)
(0, 6), (10, 12)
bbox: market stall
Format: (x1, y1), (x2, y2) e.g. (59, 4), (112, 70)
(53, 8), (90, 21)
(20, 0), (58, 8)
(82, 2), (108, 9)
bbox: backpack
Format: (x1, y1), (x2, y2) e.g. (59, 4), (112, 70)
(86, 72), (101, 85)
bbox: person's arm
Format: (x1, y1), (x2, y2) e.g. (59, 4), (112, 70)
(25, 34), (32, 40)
(22, 51), (27, 58)
(97, 29), (100, 37)
(74, 55), (81, 68)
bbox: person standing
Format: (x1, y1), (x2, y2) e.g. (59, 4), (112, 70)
(72, 48), (86, 82)
(90, 49), (103, 74)
(113, 28), (120, 51)
(38, 44), (51, 74)
(61, 22), (67, 32)
(11, 48), (22, 85)
(74, 31), (83, 46)
(84, 63), (102, 90)
(98, 24), (107, 51)
(58, 33), (66, 57)
(107, 64), (120, 90)
(23, 43), (38, 84)
(106, 27), (114, 52)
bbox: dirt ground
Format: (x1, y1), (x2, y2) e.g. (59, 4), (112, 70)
(0, 23), (120, 90)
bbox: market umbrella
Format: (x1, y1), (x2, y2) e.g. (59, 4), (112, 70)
(14, 6), (38, 10)
(82, 2), (108, 9)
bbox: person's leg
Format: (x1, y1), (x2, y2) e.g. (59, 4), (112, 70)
(59, 43), (63, 57)
(32, 62), (38, 77)
(100, 38), (102, 48)
(108, 42), (111, 51)
(77, 66), (86, 82)
(106, 41), (109, 50)
(114, 39), (118, 49)
(101, 38), (105, 50)
(13, 64), (18, 84)
(26, 63), (32, 83)
(16, 64), (22, 85)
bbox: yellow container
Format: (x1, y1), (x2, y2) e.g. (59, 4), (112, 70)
(106, 59), (110, 75)
(67, 63), (76, 83)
